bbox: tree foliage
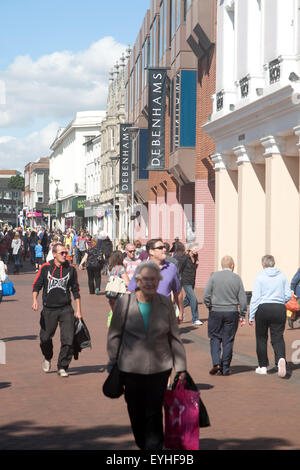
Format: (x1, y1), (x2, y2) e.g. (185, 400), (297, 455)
(8, 175), (25, 191)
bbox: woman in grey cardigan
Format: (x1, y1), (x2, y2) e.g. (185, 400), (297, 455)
(107, 261), (187, 451)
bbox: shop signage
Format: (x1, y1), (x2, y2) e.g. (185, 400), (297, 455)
(27, 211), (42, 218)
(72, 196), (85, 211)
(85, 206), (106, 218)
(119, 124), (132, 194)
(42, 208), (56, 216)
(175, 72), (180, 150)
(147, 68), (168, 170)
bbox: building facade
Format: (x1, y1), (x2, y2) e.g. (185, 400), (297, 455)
(124, 0), (217, 287)
(99, 53), (130, 244)
(0, 170), (22, 227)
(49, 111), (105, 232)
(84, 134), (103, 235)
(23, 157), (50, 228)
(203, 0), (300, 290)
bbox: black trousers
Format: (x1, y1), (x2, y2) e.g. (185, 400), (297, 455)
(40, 305), (75, 370)
(207, 310), (239, 373)
(121, 369), (171, 450)
(87, 266), (101, 294)
(255, 303), (286, 367)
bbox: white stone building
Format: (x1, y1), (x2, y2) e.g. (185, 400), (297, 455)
(203, 0), (300, 290)
(49, 111), (105, 231)
(84, 134), (104, 235)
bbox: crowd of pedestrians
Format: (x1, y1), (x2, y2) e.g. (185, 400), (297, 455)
(1, 222), (298, 450)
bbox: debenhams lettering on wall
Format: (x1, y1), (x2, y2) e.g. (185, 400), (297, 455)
(147, 68), (168, 171)
(119, 123), (132, 194)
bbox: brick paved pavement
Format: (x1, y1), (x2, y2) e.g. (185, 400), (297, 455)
(1, 261), (300, 450)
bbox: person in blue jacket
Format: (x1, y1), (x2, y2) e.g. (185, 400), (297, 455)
(35, 240), (44, 272)
(249, 255), (291, 378)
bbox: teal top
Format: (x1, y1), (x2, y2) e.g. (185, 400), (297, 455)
(137, 300), (152, 332)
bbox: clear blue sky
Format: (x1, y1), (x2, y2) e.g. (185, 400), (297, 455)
(0, 0), (150, 68)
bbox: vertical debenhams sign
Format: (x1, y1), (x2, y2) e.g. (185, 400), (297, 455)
(119, 124), (132, 194)
(147, 69), (168, 171)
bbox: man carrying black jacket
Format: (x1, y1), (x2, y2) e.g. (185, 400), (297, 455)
(176, 243), (203, 326)
(32, 242), (83, 377)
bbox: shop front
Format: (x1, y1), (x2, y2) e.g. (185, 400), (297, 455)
(26, 211), (43, 228)
(84, 205), (107, 235)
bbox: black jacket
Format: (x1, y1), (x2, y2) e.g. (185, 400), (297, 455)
(86, 246), (104, 268)
(101, 238), (113, 259)
(73, 319), (91, 360)
(177, 254), (198, 287)
(32, 260), (80, 308)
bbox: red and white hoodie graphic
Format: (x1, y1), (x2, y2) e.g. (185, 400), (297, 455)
(32, 260), (80, 308)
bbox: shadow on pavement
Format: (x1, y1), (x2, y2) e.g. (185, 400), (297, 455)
(199, 436), (292, 450)
(195, 383), (214, 390)
(68, 365), (108, 375)
(0, 421), (134, 450)
(228, 365), (256, 375)
(0, 382), (11, 390)
(1, 335), (38, 342)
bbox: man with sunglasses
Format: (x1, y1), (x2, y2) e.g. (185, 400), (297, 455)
(32, 242), (82, 377)
(128, 238), (183, 322)
(123, 243), (142, 281)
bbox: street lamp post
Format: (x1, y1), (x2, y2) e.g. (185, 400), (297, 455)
(54, 179), (60, 228)
(128, 127), (139, 243)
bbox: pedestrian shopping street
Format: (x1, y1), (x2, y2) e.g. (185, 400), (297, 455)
(1, 265), (300, 450)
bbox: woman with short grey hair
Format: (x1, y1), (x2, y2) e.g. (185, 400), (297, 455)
(107, 261), (186, 450)
(249, 255), (292, 378)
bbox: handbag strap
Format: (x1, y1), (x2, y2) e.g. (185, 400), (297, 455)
(115, 293), (131, 361)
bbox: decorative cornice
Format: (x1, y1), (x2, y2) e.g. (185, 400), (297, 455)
(210, 153), (226, 171)
(294, 125), (300, 148)
(203, 85), (300, 144)
(233, 145), (254, 165)
(260, 135), (286, 157)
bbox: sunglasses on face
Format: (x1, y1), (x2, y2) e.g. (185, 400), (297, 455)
(128, 250), (136, 253)
(140, 276), (158, 282)
(57, 251), (68, 255)
(154, 245), (165, 250)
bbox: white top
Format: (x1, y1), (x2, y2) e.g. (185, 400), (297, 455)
(0, 261), (7, 283)
(11, 239), (21, 255)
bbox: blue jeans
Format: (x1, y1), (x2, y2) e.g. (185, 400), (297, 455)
(183, 285), (199, 323)
(208, 310), (239, 373)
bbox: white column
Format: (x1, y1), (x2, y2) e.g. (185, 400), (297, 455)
(260, 135), (299, 280)
(211, 153), (238, 271)
(233, 145), (265, 290)
(294, 125), (300, 267)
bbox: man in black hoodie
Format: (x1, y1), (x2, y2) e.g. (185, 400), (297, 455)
(32, 242), (82, 377)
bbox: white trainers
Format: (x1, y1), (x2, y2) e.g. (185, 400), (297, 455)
(42, 359), (51, 373)
(57, 369), (69, 377)
(255, 366), (267, 375)
(278, 358), (286, 378)
(193, 320), (203, 325)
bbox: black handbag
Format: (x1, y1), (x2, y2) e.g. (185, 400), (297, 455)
(102, 295), (130, 399)
(173, 371), (211, 428)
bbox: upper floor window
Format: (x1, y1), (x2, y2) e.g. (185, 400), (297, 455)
(110, 127), (115, 150)
(135, 55), (140, 103)
(149, 16), (158, 67)
(159, 1), (164, 61)
(141, 37), (149, 90)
